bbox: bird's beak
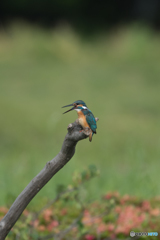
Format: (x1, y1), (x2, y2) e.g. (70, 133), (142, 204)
(62, 103), (76, 114)
(62, 103), (74, 108)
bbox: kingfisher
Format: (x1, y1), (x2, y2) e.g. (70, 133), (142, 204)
(62, 100), (97, 142)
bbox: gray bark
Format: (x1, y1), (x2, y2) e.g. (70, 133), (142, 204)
(0, 120), (98, 239)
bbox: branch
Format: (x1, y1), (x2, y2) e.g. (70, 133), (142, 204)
(0, 119), (98, 240)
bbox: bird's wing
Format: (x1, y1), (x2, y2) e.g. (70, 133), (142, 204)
(85, 111), (97, 133)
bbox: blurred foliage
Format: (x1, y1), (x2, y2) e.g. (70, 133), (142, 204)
(1, 167), (160, 240)
(0, 23), (160, 207)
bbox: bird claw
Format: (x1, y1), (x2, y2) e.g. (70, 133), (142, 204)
(79, 128), (91, 136)
(83, 127), (91, 136)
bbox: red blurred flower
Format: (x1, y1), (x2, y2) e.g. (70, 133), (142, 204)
(84, 209), (90, 216)
(141, 200), (151, 211)
(120, 194), (131, 204)
(150, 208), (160, 217)
(115, 206), (121, 213)
(116, 205), (146, 235)
(106, 223), (115, 232)
(37, 225), (46, 232)
(32, 219), (39, 228)
(97, 223), (108, 233)
(85, 234), (95, 240)
(47, 220), (59, 232)
(104, 191), (119, 200)
(43, 208), (53, 222)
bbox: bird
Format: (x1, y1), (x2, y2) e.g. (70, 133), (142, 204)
(62, 101), (97, 142)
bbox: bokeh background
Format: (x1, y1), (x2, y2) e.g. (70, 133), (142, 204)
(0, 0), (160, 208)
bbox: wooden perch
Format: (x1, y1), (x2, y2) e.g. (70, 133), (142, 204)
(0, 118), (99, 239)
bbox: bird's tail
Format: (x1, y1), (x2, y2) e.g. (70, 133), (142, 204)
(89, 132), (93, 142)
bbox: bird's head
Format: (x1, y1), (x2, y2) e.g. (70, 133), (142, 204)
(62, 100), (87, 114)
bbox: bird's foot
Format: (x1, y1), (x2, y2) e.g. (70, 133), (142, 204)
(83, 127), (92, 136)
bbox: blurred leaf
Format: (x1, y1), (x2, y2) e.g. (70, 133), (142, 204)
(88, 164), (98, 177)
(56, 184), (66, 195)
(77, 219), (84, 230)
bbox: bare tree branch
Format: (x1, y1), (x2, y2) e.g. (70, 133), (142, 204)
(0, 119), (98, 239)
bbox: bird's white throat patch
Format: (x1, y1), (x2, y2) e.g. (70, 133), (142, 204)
(75, 106), (87, 112)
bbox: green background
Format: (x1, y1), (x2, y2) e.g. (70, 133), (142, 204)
(0, 23), (160, 207)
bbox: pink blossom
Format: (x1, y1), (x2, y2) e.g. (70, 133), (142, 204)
(37, 225), (46, 232)
(115, 225), (129, 235)
(43, 208), (53, 222)
(104, 191), (119, 200)
(97, 223), (108, 233)
(106, 223), (115, 232)
(110, 233), (116, 239)
(82, 215), (92, 227)
(83, 215), (102, 227)
(141, 200), (151, 211)
(82, 210), (92, 227)
(120, 194), (131, 204)
(150, 208), (160, 217)
(84, 209), (90, 216)
(32, 219), (39, 228)
(115, 206), (121, 213)
(116, 205), (146, 235)
(47, 220), (59, 232)
(93, 217), (102, 224)
(85, 234), (95, 240)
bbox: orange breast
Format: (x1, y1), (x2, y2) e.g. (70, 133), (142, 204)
(77, 111), (90, 129)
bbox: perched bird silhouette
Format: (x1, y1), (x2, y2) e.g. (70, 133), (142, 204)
(62, 100), (97, 142)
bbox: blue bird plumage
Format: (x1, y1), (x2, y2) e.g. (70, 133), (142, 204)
(62, 101), (97, 142)
(73, 100), (87, 107)
(81, 108), (97, 134)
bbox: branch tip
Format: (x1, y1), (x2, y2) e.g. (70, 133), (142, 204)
(67, 123), (73, 129)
